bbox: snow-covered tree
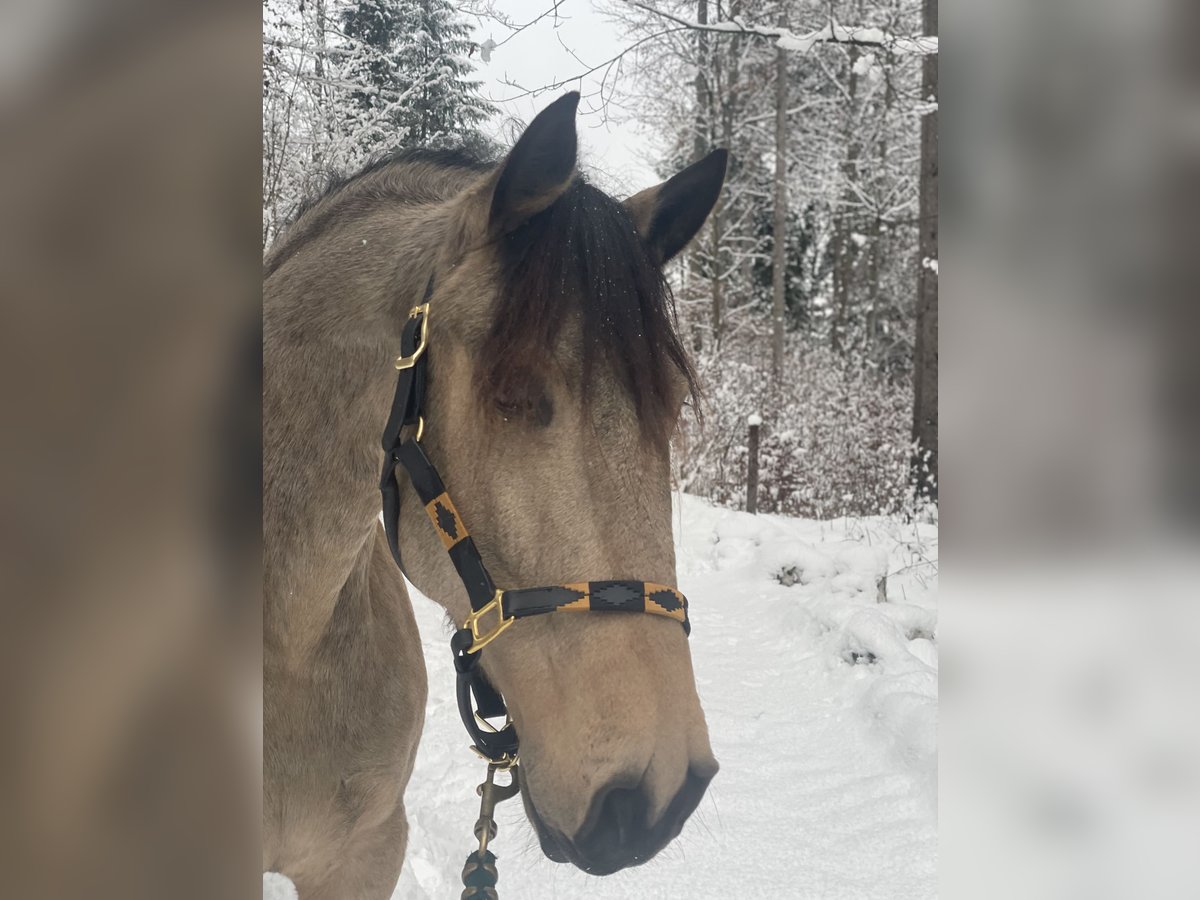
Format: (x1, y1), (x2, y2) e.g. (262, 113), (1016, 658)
(262, 0), (496, 244)
(601, 0), (934, 517)
(340, 0), (494, 152)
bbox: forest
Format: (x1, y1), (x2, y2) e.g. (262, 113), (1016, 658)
(263, 0), (939, 520)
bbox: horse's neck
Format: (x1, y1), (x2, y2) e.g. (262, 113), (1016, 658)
(262, 305), (403, 660)
(263, 163), (478, 658)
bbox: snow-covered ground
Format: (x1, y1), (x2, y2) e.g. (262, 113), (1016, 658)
(394, 494), (938, 899)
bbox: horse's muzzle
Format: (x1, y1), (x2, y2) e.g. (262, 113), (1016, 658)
(528, 766), (716, 875)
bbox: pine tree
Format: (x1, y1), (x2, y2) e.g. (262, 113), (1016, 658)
(262, 0), (498, 243)
(341, 0), (494, 153)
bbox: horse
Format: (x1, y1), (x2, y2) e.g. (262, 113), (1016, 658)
(263, 91), (728, 898)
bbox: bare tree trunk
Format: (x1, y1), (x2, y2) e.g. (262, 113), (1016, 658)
(710, 216), (724, 344)
(830, 231), (846, 354)
(311, 0), (328, 174)
(692, 0), (709, 164)
(313, 0), (326, 81)
(832, 42), (862, 357)
(912, 0), (938, 502)
(771, 47), (787, 382)
(704, 1), (745, 348)
(709, 6), (742, 348)
(689, 0), (710, 353)
(867, 48), (895, 362)
(866, 214), (881, 355)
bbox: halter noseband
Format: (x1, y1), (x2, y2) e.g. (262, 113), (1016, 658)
(378, 276), (691, 767)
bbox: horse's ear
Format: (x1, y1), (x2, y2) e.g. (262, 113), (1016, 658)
(489, 91), (579, 234)
(624, 149), (728, 264)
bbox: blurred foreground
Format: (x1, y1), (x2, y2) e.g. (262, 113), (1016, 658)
(943, 0), (1200, 895)
(0, 4), (260, 899)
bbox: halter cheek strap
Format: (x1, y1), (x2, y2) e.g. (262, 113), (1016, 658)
(379, 277), (690, 765)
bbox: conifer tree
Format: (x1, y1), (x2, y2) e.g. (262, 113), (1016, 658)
(341, 0), (494, 152)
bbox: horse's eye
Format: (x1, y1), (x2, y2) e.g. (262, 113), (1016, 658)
(495, 395), (522, 418)
(494, 384), (553, 428)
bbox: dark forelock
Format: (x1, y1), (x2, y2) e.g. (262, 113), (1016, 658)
(481, 177), (697, 443)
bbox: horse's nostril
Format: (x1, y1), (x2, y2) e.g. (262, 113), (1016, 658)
(574, 782), (650, 873)
(566, 768), (714, 875)
(604, 786), (642, 846)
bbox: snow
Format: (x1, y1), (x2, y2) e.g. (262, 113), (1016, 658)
(704, 21), (750, 33)
(775, 29), (822, 54)
(390, 494), (938, 899)
(852, 52), (884, 85)
(770, 23), (937, 56)
(747, 413), (763, 427)
(922, 257), (939, 275)
(839, 26), (886, 44)
(263, 872), (298, 900)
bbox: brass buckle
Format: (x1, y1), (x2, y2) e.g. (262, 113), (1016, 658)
(464, 589), (513, 653)
(394, 304), (430, 370)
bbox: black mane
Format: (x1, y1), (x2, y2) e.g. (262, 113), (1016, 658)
(483, 176), (696, 442)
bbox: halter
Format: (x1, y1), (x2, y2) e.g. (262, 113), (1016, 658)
(378, 276), (691, 897)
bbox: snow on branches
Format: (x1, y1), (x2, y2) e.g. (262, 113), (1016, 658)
(623, 2), (938, 56)
(262, 0), (494, 245)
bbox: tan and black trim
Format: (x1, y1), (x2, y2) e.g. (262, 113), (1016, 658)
(424, 491), (469, 550)
(501, 582), (688, 629)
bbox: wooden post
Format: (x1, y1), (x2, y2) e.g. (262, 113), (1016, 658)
(746, 415), (761, 514)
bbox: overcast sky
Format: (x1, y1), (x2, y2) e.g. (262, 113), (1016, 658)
(467, 0), (659, 196)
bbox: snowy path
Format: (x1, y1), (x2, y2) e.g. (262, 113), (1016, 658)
(393, 495), (938, 899)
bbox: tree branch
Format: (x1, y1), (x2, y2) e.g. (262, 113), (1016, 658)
(493, 26), (684, 101)
(622, 2), (938, 56)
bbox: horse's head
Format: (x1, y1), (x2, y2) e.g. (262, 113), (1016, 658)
(398, 92), (727, 874)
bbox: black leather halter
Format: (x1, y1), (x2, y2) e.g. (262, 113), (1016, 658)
(379, 277), (691, 765)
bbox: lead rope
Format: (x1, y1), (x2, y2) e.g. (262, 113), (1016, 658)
(461, 763), (521, 900)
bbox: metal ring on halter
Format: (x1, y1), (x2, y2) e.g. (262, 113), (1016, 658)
(462, 590), (513, 653)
